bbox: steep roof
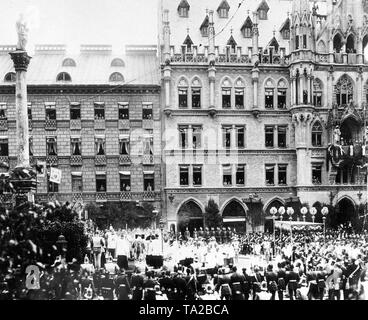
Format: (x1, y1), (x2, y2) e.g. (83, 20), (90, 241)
(178, 0), (190, 10)
(241, 16), (253, 31)
(279, 17), (290, 32)
(200, 15), (209, 29)
(257, 0), (270, 12)
(0, 45), (159, 86)
(227, 35), (237, 47)
(217, 0), (230, 11)
(183, 35), (194, 46)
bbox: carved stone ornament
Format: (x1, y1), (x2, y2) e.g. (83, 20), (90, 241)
(9, 51), (31, 72)
(208, 108), (217, 118)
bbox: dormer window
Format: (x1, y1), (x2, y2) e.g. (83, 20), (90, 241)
(280, 17), (290, 40)
(111, 58), (125, 67)
(227, 35), (237, 53)
(183, 34), (193, 52)
(257, 0), (270, 20)
(241, 16), (253, 38)
(109, 72), (124, 82)
(200, 15), (209, 37)
(217, 0), (230, 18)
(4, 72), (16, 82)
(62, 58), (76, 67)
(56, 72), (71, 82)
(178, 0), (190, 17)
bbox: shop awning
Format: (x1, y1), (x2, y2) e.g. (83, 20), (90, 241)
(223, 217), (246, 223)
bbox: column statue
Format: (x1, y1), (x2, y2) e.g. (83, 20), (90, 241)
(16, 14), (29, 51)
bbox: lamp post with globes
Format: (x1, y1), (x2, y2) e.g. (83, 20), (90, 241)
(310, 207), (317, 223)
(300, 207), (308, 222)
(277, 206), (285, 255)
(321, 206), (329, 241)
(287, 207), (294, 243)
(270, 207), (277, 257)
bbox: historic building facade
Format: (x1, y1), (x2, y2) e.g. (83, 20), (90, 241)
(159, 0), (368, 233)
(0, 44), (162, 213)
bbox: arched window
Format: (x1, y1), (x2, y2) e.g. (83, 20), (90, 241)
(313, 78), (323, 107)
(312, 122), (323, 147)
(363, 34), (368, 62)
(335, 75), (353, 106)
(62, 58), (76, 67)
(333, 34), (342, 53)
(111, 58), (125, 67)
(317, 40), (326, 53)
(277, 79), (287, 109)
(178, 77), (189, 109)
(234, 78), (245, 109)
(346, 34), (355, 53)
(191, 78), (201, 109)
(109, 72), (124, 82)
(4, 72), (15, 82)
(56, 72), (71, 82)
(221, 78), (232, 109)
(264, 78), (275, 109)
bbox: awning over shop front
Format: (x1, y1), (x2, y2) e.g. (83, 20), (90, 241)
(223, 217), (246, 223)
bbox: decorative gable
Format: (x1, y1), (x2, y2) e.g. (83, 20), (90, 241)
(267, 37), (280, 52)
(200, 15), (209, 37)
(257, 0), (270, 20)
(241, 16), (253, 38)
(183, 34), (194, 48)
(217, 0), (230, 18)
(227, 35), (237, 49)
(178, 0), (190, 17)
(279, 17), (290, 39)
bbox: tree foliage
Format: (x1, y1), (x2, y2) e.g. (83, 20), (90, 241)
(204, 199), (222, 229)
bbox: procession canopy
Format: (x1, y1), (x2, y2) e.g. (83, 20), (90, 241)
(274, 220), (323, 231)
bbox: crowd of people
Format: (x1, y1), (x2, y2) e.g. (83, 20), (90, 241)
(1, 222), (368, 300)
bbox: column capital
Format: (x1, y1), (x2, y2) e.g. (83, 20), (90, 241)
(9, 50), (31, 72)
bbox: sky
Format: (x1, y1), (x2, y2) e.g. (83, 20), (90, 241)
(0, 0), (158, 54)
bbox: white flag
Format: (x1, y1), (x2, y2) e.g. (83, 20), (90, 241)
(50, 167), (62, 184)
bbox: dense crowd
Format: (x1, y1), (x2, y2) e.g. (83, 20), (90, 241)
(1, 222), (368, 300)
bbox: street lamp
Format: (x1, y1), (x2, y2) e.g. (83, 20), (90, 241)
(321, 206), (329, 241)
(300, 207), (308, 222)
(152, 209), (158, 230)
(270, 207), (277, 258)
(287, 207), (294, 243)
(277, 207), (285, 252)
(159, 218), (165, 255)
(310, 207), (317, 223)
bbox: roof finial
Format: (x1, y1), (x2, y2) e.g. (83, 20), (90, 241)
(206, 8), (208, 15)
(231, 27), (233, 34)
(273, 27), (276, 37)
(187, 28), (189, 34)
(247, 9), (250, 16)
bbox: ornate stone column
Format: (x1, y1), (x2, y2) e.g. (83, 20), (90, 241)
(252, 66), (259, 109)
(251, 12), (259, 64)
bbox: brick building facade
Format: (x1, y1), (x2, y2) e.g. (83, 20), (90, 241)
(0, 44), (162, 214)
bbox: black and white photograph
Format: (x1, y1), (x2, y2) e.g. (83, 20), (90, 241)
(1, 0), (368, 305)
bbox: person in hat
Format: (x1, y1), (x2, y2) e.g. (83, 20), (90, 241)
(265, 264), (278, 300)
(254, 281), (272, 300)
(198, 284), (220, 300)
(296, 277), (309, 300)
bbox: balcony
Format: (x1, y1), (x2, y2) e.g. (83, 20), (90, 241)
(45, 119), (57, 130)
(142, 191), (156, 200)
(216, 54), (251, 64)
(96, 192), (107, 202)
(94, 119), (105, 130)
(142, 119), (154, 129)
(142, 154), (154, 165)
(72, 193), (83, 202)
(120, 191), (132, 201)
(118, 119), (130, 130)
(95, 155), (106, 166)
(70, 155), (83, 166)
(70, 119), (82, 130)
(119, 154), (131, 165)
(46, 155), (58, 166)
(0, 119), (7, 131)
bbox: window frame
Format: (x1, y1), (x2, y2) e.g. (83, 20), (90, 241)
(265, 165), (275, 185)
(192, 165), (202, 186)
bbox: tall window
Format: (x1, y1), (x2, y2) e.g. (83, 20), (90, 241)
(222, 126), (232, 148)
(278, 165), (287, 185)
(223, 165), (232, 186)
(144, 172), (154, 191)
(241, 17), (253, 38)
(222, 88), (231, 109)
(70, 104), (81, 120)
(29, 137), (33, 156)
(71, 137), (81, 156)
(0, 105), (6, 120)
(265, 126), (274, 148)
(142, 103), (153, 120)
(259, 9), (268, 20)
(312, 164), (322, 184)
(192, 88), (201, 108)
(143, 132), (154, 156)
(120, 172), (131, 191)
(119, 135), (130, 155)
(193, 165), (202, 186)
(118, 103), (129, 119)
(296, 36), (300, 50)
(335, 75), (353, 106)
(178, 0), (189, 17)
(45, 106), (56, 120)
(200, 15), (209, 37)
(0, 138), (8, 156)
(235, 89), (244, 109)
(179, 88), (188, 108)
(95, 137), (105, 155)
(265, 88), (274, 108)
(218, 8), (229, 18)
(179, 125), (188, 149)
(236, 126), (245, 148)
(96, 173), (106, 192)
(277, 126), (287, 148)
(277, 79), (287, 109)
(312, 122), (323, 147)
(179, 166), (189, 186)
(236, 165), (245, 185)
(313, 78), (323, 107)
(94, 103), (105, 120)
(265, 165), (275, 185)
(48, 177), (59, 193)
(46, 137), (57, 156)
(71, 173), (83, 192)
(28, 105), (32, 121)
(192, 125), (202, 149)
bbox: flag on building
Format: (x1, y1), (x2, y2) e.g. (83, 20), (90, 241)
(50, 167), (62, 184)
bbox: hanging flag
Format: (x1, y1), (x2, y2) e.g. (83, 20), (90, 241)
(36, 161), (46, 178)
(50, 167), (62, 184)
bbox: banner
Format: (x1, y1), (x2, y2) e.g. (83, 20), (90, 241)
(49, 167), (62, 184)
